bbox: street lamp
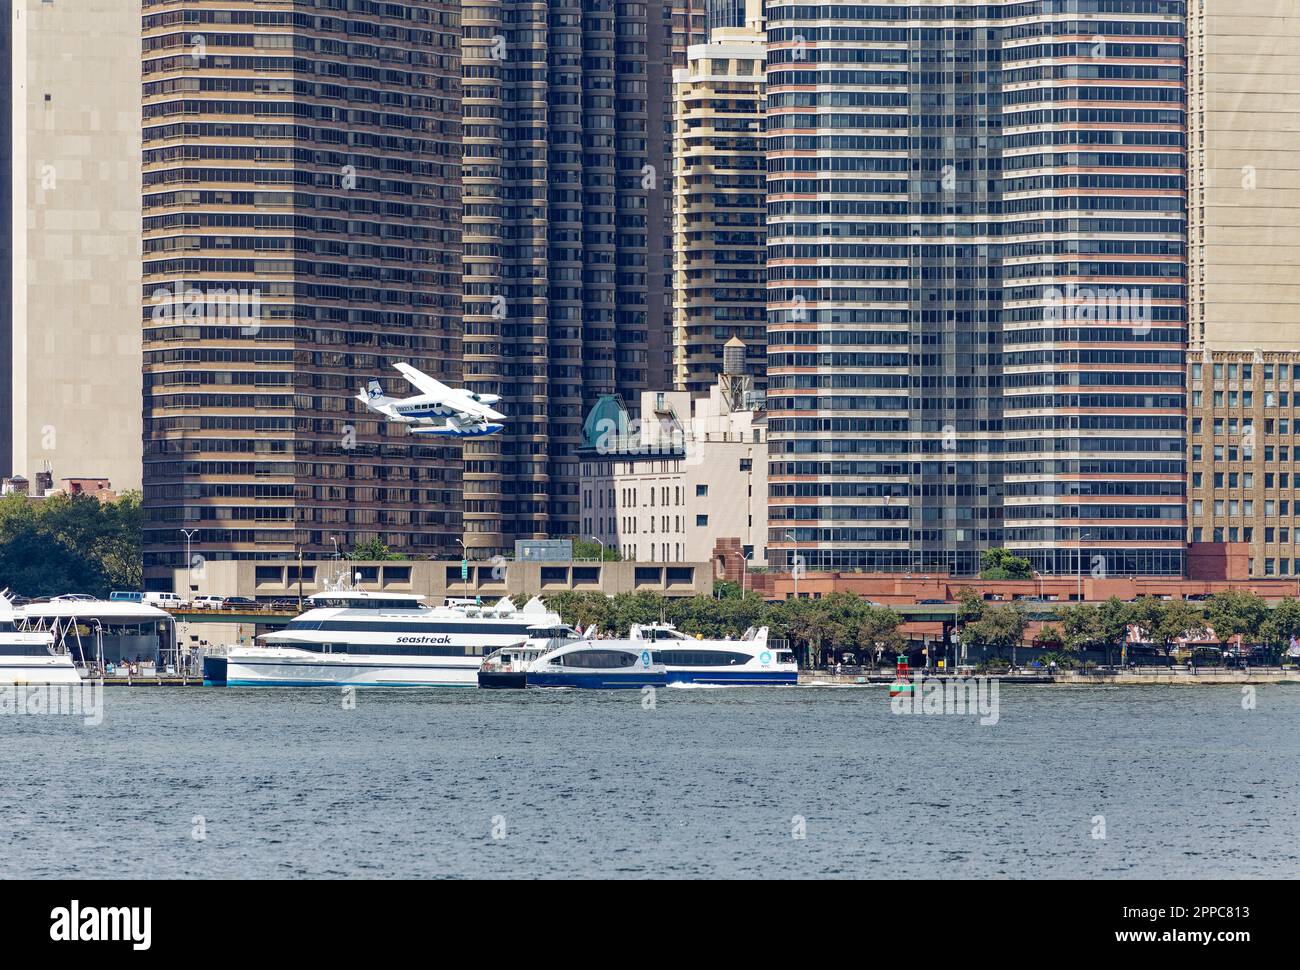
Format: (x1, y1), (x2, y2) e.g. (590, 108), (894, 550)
(590, 535), (605, 562)
(180, 529), (197, 572)
(742, 550), (754, 598)
(456, 538), (468, 603)
(1076, 532), (1092, 603)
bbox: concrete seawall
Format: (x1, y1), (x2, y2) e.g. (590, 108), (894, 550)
(801, 669), (1300, 687)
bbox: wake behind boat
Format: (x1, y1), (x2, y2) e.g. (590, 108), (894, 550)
(224, 590), (561, 688)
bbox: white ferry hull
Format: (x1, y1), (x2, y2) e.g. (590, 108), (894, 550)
(226, 649), (479, 688)
(0, 657), (82, 686)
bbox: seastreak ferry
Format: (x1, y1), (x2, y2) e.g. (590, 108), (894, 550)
(224, 591), (561, 688)
(0, 591), (80, 686)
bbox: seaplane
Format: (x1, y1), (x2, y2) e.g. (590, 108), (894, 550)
(358, 362), (505, 438)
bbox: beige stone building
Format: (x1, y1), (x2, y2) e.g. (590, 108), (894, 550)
(1187, 1), (1300, 576)
(6, 0), (142, 491)
(671, 0), (766, 394)
(579, 374), (767, 566)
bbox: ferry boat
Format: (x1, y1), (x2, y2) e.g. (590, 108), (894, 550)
(0, 591), (80, 685)
(631, 623), (797, 686)
(525, 637), (667, 690)
(223, 591), (561, 688)
(483, 622), (795, 689)
(477, 623), (576, 689)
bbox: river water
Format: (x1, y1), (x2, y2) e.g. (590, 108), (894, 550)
(2, 684), (1296, 878)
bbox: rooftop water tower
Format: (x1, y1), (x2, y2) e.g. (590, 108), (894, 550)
(721, 336), (752, 412)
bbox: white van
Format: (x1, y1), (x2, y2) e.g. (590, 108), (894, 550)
(192, 594), (226, 610)
(143, 591), (189, 610)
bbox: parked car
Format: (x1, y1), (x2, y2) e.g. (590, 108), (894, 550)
(110, 591), (144, 603)
(918, 599), (947, 605)
(51, 593), (97, 602)
(222, 596), (258, 609)
(192, 595), (226, 610)
(143, 591), (189, 610)
(270, 598), (301, 612)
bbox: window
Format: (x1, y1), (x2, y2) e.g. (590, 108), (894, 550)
(559, 650), (638, 669)
(696, 484), (708, 497)
(696, 514), (709, 527)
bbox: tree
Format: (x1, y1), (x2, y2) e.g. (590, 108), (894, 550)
(345, 537), (400, 561)
(978, 547), (1033, 581)
(960, 603), (1027, 661)
(713, 579), (742, 600)
(956, 586), (983, 623)
(854, 605), (904, 667)
(1205, 590), (1269, 647)
(1093, 596), (1133, 667)
(1264, 597), (1300, 655)
(570, 538), (622, 562)
(0, 491), (143, 598)
(1128, 597), (1206, 659)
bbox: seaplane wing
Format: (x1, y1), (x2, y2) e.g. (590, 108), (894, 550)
(392, 363), (504, 421)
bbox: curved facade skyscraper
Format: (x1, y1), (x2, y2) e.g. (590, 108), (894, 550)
(766, 0), (1188, 577)
(141, 0), (463, 583)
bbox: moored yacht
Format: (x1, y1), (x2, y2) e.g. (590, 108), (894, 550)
(0, 591), (80, 685)
(224, 591), (561, 688)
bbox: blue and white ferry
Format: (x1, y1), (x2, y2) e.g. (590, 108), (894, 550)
(515, 623), (795, 689)
(631, 623), (797, 686)
(524, 638), (667, 690)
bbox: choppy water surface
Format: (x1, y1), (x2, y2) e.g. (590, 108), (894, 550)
(2, 684), (1297, 878)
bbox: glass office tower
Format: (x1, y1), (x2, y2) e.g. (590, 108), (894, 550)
(459, 0), (672, 556)
(766, 0), (1187, 577)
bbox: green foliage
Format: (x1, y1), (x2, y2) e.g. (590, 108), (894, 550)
(978, 547), (1033, 581)
(0, 491), (142, 597)
(569, 538), (622, 562)
(713, 579), (742, 600)
(960, 603), (1027, 652)
(1033, 650), (1079, 669)
(956, 586), (983, 623)
(1264, 597), (1300, 648)
(345, 537), (401, 561)
(540, 588), (905, 663)
(1127, 596), (1206, 656)
(1204, 590), (1269, 644)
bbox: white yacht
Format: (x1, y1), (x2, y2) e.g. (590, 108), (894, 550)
(0, 591), (80, 685)
(223, 590), (561, 688)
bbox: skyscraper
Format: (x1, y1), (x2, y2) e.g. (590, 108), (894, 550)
(141, 0), (463, 585)
(1185, 0), (1300, 577)
(4, 0), (142, 492)
(766, 0), (1188, 578)
(459, 0), (672, 556)
(672, 0), (766, 394)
